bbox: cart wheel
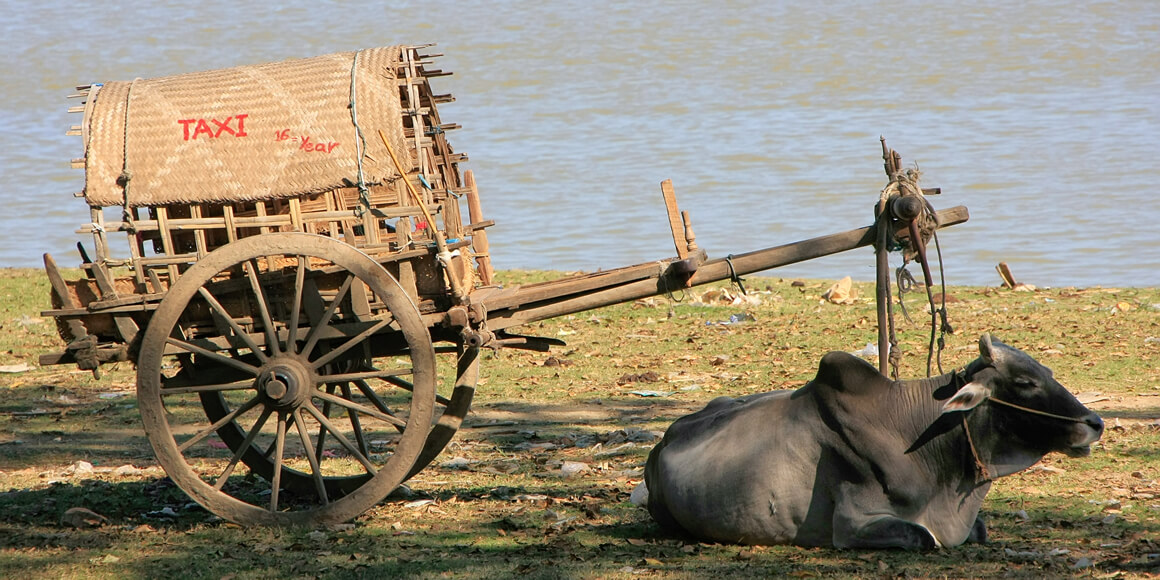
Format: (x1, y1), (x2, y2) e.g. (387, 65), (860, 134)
(137, 233), (435, 526)
(406, 341), (478, 480)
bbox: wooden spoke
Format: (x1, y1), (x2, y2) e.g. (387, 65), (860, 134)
(244, 259), (281, 356)
(292, 408), (329, 505)
(166, 336), (260, 376)
(301, 274), (355, 357)
(270, 412), (287, 512)
(162, 378), (254, 396)
(322, 367), (413, 384)
(386, 375), (452, 407)
(308, 317), (394, 371)
(313, 388), (407, 429)
(353, 379), (406, 434)
(177, 395), (262, 453)
(303, 401), (378, 475)
(213, 406), (272, 491)
(197, 286), (267, 364)
(286, 256), (307, 354)
(341, 383), (370, 457)
(314, 383), (337, 466)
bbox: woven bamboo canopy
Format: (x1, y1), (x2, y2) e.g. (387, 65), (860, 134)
(79, 46), (415, 208)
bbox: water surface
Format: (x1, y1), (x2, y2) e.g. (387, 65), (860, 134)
(2, 1), (1157, 287)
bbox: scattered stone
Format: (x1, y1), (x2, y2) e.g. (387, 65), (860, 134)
(62, 507), (109, 528)
(560, 461), (589, 477)
(146, 507), (179, 519)
(65, 461), (94, 476)
(112, 464), (142, 477)
(629, 390), (673, 397)
(440, 456), (473, 470)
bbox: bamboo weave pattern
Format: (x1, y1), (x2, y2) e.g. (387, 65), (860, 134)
(82, 47), (411, 208)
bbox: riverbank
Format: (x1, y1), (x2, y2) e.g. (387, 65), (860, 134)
(2, 268), (1158, 578)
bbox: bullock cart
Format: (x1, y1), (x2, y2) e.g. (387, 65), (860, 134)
(40, 46), (969, 526)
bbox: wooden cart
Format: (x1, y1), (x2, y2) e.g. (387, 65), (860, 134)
(41, 46), (969, 526)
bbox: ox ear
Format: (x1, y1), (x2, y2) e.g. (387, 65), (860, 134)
(979, 334), (995, 366)
(942, 381), (992, 414)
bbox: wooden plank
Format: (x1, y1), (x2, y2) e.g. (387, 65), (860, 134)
(222, 205), (238, 243)
(87, 261), (140, 344)
(190, 205), (209, 258)
(155, 206), (180, 283)
(43, 253), (89, 341)
(660, 179), (689, 260)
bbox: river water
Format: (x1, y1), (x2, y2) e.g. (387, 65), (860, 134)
(2, 1), (1158, 287)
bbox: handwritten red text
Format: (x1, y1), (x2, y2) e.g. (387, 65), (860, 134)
(275, 129), (339, 153)
(178, 114), (249, 141)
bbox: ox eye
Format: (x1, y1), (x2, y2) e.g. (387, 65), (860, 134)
(1013, 378), (1035, 389)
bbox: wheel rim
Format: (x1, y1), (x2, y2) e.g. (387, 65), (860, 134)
(137, 233), (436, 526)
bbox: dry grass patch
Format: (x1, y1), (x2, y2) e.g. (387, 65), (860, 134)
(2, 268), (1159, 578)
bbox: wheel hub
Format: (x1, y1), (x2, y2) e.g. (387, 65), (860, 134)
(258, 357), (314, 410)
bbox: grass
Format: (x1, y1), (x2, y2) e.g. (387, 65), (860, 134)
(2, 267), (1159, 578)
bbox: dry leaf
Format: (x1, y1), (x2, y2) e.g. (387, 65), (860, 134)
(821, 276), (857, 304)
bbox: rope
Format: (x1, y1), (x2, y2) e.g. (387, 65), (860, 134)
(961, 392), (1090, 485)
(931, 226), (953, 374)
(724, 255), (747, 295)
(348, 50), (371, 217)
(895, 263), (916, 323)
(656, 261), (683, 319)
(987, 396), (1091, 423)
(119, 78), (141, 232)
(961, 415), (992, 483)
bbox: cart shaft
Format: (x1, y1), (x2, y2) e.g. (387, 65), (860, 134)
(481, 205), (968, 331)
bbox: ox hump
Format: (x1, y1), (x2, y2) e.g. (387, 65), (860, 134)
(810, 351), (893, 397)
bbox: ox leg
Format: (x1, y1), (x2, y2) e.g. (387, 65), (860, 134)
(835, 515), (938, 550)
(966, 515), (987, 544)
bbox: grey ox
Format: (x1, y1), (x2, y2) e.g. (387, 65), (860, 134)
(637, 334), (1103, 549)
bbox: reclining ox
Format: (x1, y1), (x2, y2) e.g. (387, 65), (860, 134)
(638, 334), (1103, 549)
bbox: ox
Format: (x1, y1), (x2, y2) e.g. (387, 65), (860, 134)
(637, 334), (1103, 549)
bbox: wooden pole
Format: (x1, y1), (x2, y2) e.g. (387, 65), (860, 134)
(464, 170), (494, 286)
(483, 206), (969, 331)
(379, 130), (466, 303)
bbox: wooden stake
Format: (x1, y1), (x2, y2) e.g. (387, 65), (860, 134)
(660, 180), (689, 260)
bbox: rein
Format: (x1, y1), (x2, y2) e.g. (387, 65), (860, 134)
(961, 395), (1089, 484)
(984, 396), (1091, 423)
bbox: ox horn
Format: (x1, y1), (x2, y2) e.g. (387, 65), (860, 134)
(979, 333), (996, 366)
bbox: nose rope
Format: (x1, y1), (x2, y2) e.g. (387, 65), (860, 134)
(961, 415), (992, 483)
(986, 396), (1092, 423)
